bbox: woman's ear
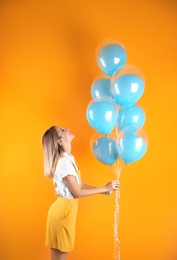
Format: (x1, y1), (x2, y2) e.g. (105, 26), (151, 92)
(57, 138), (62, 146)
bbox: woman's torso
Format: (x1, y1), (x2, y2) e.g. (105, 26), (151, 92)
(53, 152), (80, 199)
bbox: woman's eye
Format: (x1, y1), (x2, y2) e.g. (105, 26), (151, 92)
(61, 128), (64, 132)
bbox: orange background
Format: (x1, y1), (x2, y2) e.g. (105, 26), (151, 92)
(0, 0), (177, 259)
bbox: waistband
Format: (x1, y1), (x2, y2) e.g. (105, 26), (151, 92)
(57, 195), (79, 203)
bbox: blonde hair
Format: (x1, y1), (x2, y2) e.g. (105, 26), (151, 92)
(42, 126), (63, 178)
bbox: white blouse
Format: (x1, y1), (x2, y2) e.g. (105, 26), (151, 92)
(53, 152), (80, 199)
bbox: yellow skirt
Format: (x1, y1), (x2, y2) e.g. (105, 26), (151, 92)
(45, 196), (79, 252)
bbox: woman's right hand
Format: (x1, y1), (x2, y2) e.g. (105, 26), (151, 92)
(106, 180), (120, 195)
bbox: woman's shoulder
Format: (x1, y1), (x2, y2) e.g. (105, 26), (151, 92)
(54, 154), (77, 178)
(56, 154), (74, 169)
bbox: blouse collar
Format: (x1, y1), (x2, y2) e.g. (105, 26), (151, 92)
(62, 151), (74, 160)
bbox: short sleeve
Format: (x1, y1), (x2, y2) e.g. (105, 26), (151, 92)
(55, 157), (76, 179)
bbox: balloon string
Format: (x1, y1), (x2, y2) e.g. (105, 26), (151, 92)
(114, 188), (121, 260)
(112, 162), (118, 179)
(113, 160), (122, 260)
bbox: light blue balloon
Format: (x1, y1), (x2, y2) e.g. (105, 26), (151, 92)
(92, 137), (118, 165)
(97, 44), (127, 76)
(86, 98), (117, 134)
(112, 74), (144, 107)
(117, 134), (147, 163)
(118, 105), (146, 132)
(91, 78), (114, 99)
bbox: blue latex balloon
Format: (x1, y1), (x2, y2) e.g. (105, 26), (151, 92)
(86, 98), (117, 134)
(92, 137), (118, 165)
(97, 44), (127, 76)
(117, 105), (145, 132)
(112, 74), (144, 107)
(117, 134), (147, 163)
(91, 78), (114, 99)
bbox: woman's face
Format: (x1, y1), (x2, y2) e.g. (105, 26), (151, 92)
(56, 126), (75, 143)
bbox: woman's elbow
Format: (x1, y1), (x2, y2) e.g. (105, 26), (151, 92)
(73, 190), (82, 198)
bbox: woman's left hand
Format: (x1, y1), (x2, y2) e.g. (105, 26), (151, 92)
(106, 180), (120, 195)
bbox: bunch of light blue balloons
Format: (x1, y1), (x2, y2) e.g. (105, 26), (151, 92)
(86, 39), (148, 166)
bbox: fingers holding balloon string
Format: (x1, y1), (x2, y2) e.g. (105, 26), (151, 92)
(106, 180), (120, 195)
(112, 180), (120, 190)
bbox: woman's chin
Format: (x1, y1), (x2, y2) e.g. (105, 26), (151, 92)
(70, 134), (75, 140)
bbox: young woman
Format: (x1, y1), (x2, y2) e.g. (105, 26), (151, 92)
(42, 125), (119, 260)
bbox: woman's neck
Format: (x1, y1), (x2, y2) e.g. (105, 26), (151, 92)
(63, 143), (71, 154)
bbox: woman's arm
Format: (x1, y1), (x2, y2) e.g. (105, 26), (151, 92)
(80, 179), (96, 189)
(64, 175), (119, 198)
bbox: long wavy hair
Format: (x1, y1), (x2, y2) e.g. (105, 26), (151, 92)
(42, 126), (63, 178)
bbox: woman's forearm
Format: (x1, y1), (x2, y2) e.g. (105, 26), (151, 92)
(75, 186), (107, 198)
(81, 182), (96, 189)
(64, 175), (119, 198)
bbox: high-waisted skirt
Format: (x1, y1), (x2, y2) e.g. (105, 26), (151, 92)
(45, 196), (79, 252)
